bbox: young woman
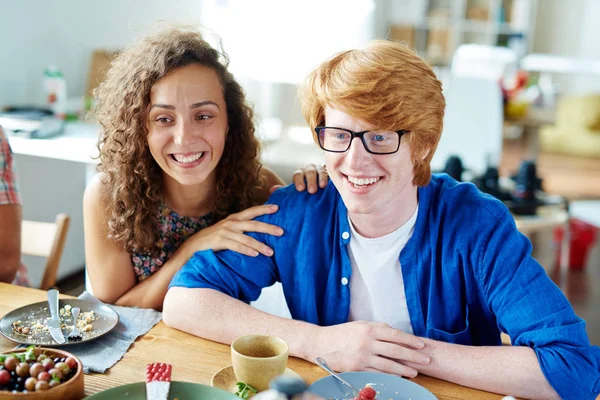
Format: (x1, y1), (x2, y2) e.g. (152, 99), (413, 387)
(84, 27), (326, 310)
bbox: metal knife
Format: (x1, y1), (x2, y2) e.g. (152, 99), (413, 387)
(47, 289), (66, 344)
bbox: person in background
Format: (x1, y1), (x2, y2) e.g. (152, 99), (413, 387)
(83, 26), (327, 311)
(164, 40), (600, 400)
(0, 126), (29, 286)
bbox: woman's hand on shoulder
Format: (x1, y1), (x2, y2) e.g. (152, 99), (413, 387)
(269, 164), (329, 194)
(185, 204), (283, 257)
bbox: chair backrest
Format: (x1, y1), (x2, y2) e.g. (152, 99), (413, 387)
(21, 213), (70, 290)
(431, 75), (504, 177)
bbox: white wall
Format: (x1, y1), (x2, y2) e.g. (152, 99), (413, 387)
(1, 0), (204, 285)
(0, 0), (204, 108)
(532, 0), (600, 94)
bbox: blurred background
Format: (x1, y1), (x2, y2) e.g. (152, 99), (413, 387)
(1, 0), (598, 343)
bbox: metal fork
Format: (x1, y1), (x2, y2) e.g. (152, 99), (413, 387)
(68, 307), (82, 341)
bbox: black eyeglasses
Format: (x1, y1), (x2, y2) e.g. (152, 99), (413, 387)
(315, 126), (409, 155)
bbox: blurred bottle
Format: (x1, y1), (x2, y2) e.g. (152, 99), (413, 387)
(44, 65), (67, 119)
(443, 155), (464, 182)
(513, 160), (538, 201)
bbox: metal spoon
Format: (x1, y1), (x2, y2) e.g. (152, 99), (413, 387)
(314, 357), (359, 398)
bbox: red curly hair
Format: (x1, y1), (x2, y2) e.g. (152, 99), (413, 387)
(299, 40), (445, 187)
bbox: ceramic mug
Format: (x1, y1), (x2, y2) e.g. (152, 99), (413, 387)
(231, 334), (289, 391)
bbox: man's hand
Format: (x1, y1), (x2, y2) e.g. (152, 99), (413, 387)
(312, 321), (431, 378)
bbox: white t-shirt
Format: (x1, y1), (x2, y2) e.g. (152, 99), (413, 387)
(347, 206), (418, 334)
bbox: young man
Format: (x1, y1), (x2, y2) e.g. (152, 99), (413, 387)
(163, 41), (600, 400)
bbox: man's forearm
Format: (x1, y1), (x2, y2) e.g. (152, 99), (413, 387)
(163, 287), (318, 360)
(407, 338), (559, 399)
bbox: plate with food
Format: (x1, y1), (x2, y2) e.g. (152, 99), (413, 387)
(88, 363), (238, 399)
(0, 346), (84, 399)
(308, 371), (437, 400)
(0, 299), (119, 346)
(87, 381), (240, 399)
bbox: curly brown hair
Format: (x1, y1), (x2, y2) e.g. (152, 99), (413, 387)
(91, 26), (265, 255)
(299, 40), (445, 187)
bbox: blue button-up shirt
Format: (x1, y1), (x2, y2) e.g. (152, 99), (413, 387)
(171, 174), (600, 399)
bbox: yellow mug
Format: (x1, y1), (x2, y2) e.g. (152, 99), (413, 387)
(231, 335), (289, 392)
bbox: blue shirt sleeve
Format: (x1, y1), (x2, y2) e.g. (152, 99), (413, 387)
(168, 188), (296, 302)
(478, 206), (600, 399)
(170, 247), (279, 302)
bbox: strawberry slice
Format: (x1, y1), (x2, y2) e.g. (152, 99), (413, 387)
(146, 363), (172, 400)
(358, 385), (377, 399)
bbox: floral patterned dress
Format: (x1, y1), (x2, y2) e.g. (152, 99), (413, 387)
(131, 202), (215, 282)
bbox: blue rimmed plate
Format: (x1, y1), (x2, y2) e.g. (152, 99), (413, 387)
(308, 371), (437, 400)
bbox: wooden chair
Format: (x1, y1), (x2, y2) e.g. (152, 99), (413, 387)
(21, 214), (70, 290)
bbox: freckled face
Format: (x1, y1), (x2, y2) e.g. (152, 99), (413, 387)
(324, 107), (416, 217)
(146, 63), (228, 189)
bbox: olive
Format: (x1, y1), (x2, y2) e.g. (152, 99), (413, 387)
(4, 356), (17, 371)
(48, 367), (62, 380)
(0, 369), (9, 385)
(25, 377), (37, 391)
(37, 371), (51, 382)
(42, 358), (54, 371)
(65, 356), (78, 370)
(30, 362), (45, 378)
(53, 358), (61, 365)
(37, 354), (48, 363)
(16, 362), (30, 378)
(35, 380), (49, 391)
(56, 361), (70, 376)
(49, 380), (61, 388)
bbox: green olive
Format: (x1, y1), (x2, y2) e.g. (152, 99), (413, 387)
(25, 377), (37, 391)
(16, 362), (30, 377)
(30, 362), (45, 378)
(4, 355), (18, 371)
(35, 380), (50, 391)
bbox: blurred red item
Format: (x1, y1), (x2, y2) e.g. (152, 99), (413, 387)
(554, 219), (598, 270)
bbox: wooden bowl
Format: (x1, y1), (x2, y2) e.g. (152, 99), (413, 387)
(0, 347), (84, 399)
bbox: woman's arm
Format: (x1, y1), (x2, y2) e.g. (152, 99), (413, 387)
(83, 174), (139, 304)
(84, 174), (202, 309)
(0, 204), (21, 283)
(84, 174), (284, 310)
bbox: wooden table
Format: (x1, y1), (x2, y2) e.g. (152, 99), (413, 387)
(0, 283), (503, 399)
